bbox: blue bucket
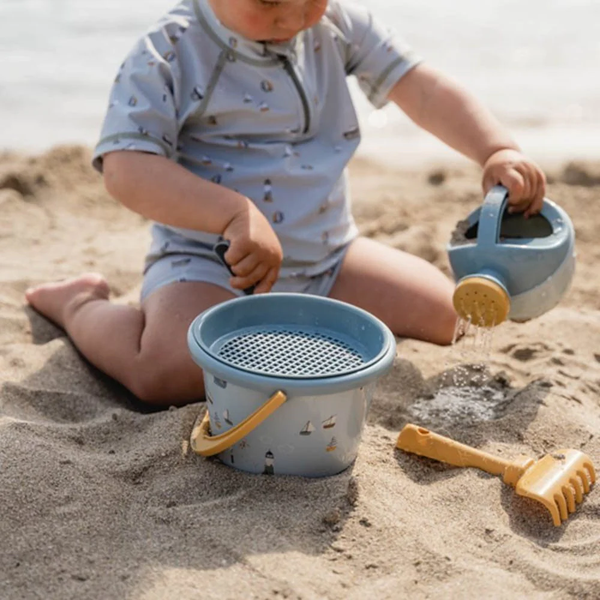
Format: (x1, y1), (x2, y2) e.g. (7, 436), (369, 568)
(187, 293), (396, 476)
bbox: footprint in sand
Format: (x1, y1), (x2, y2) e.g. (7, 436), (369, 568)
(500, 342), (553, 362)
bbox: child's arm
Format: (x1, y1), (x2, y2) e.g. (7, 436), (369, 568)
(103, 151), (282, 293)
(388, 63), (546, 217)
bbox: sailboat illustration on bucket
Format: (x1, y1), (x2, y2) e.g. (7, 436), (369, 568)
(322, 416), (337, 429)
(300, 421), (315, 436)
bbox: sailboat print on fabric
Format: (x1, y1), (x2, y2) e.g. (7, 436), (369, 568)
(263, 179), (273, 202)
(168, 24), (188, 44)
(191, 86), (204, 101)
(299, 421), (315, 436)
(322, 415), (336, 429)
(326, 437), (337, 452)
(343, 126), (360, 140)
(223, 409), (233, 426)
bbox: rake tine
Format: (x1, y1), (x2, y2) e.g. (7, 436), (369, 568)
(577, 469), (591, 494)
(584, 461), (596, 484)
(569, 477), (584, 503)
(540, 497), (562, 527)
(554, 493), (568, 522)
(562, 485), (576, 513)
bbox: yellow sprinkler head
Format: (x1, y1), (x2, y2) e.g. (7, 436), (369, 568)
(452, 276), (510, 327)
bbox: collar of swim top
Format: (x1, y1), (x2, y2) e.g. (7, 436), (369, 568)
(193, 0), (304, 62)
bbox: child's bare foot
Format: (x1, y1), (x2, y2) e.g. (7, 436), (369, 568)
(25, 273), (111, 330)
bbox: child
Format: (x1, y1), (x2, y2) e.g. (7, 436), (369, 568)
(26, 0), (546, 406)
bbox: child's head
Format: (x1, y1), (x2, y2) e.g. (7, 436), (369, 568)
(208, 0), (328, 43)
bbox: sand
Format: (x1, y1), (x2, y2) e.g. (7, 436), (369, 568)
(1, 145), (599, 600)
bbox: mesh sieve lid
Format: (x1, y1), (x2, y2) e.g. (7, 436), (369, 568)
(208, 324), (372, 379)
(189, 293), (395, 383)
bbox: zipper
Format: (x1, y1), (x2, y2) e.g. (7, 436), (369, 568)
(278, 54), (311, 135)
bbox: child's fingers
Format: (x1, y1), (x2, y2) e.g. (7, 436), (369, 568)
(482, 174), (497, 195)
(253, 267), (279, 294)
(517, 164), (535, 201)
(501, 169), (526, 211)
(524, 194), (543, 218)
(223, 243), (249, 267)
(518, 165), (545, 217)
(524, 177), (545, 218)
(230, 253), (259, 277)
(230, 263), (269, 290)
(535, 168), (547, 201)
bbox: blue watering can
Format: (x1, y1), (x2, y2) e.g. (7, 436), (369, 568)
(447, 185), (575, 327)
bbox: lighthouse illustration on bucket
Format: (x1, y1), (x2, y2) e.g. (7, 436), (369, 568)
(263, 450), (275, 475)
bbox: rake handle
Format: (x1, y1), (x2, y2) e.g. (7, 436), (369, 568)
(396, 424), (513, 477)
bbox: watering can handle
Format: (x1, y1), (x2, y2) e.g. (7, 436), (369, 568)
(190, 390), (287, 457)
(477, 185), (510, 250)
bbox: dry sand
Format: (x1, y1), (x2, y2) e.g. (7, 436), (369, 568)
(1, 146), (599, 599)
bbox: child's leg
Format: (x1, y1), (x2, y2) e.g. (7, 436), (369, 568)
(329, 237), (458, 345)
(25, 273), (235, 405)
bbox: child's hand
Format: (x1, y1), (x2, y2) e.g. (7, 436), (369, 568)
(482, 149), (546, 218)
(222, 200), (283, 294)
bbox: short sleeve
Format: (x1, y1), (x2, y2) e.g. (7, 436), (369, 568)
(326, 1), (423, 109)
(92, 20), (185, 172)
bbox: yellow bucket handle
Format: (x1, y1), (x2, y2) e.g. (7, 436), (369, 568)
(190, 390), (287, 457)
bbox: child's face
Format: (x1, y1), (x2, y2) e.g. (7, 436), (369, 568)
(208, 0), (328, 43)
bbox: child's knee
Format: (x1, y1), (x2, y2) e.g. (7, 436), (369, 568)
(129, 361), (205, 407)
(433, 311), (460, 346)
(432, 299), (460, 345)
(416, 302), (458, 346)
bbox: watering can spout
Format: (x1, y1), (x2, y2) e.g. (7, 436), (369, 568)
(452, 274), (510, 328)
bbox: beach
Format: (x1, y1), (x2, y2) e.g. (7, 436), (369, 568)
(1, 145), (599, 599)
